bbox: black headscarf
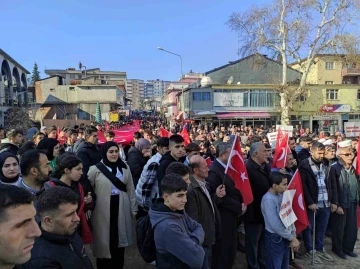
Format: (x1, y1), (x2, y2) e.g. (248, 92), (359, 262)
(0, 152), (20, 183)
(37, 138), (59, 161)
(100, 141), (126, 175)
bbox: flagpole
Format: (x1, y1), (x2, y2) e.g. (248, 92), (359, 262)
(311, 210), (316, 266)
(223, 134), (237, 185)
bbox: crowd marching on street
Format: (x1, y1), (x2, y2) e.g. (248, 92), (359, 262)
(0, 116), (360, 269)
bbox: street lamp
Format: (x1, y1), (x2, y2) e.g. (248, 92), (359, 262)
(79, 61), (87, 78)
(157, 47), (185, 118)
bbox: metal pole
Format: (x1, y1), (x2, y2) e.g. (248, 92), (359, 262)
(311, 210), (316, 265)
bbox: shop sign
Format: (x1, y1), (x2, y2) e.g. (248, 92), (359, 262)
(319, 104), (351, 113)
(301, 116), (310, 121)
(344, 122), (360, 137)
(312, 115), (338, 120)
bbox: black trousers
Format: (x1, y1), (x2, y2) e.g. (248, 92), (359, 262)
(244, 222), (266, 269)
(331, 202), (358, 254)
(211, 214), (238, 269)
(97, 195), (125, 269)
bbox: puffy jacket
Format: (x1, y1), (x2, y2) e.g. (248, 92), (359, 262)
(135, 152), (162, 207)
(76, 141), (100, 195)
(149, 199), (205, 269)
(328, 161), (360, 208)
(19, 228), (93, 269)
(127, 146), (149, 187)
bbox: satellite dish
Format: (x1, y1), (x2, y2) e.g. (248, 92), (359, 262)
(237, 82), (241, 85)
(227, 76), (234, 84)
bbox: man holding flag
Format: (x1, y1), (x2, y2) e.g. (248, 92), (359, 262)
(207, 142), (244, 269)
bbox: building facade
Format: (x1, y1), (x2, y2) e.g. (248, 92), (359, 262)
(35, 76), (124, 121)
(0, 48), (30, 125)
(45, 68), (126, 85)
(126, 79), (144, 110)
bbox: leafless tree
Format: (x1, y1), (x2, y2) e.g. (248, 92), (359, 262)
(227, 0), (360, 124)
(5, 107), (33, 132)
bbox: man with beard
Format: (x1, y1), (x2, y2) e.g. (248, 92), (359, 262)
(298, 142), (337, 264)
(19, 187), (94, 268)
(16, 150), (52, 202)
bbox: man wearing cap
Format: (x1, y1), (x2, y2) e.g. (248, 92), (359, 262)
(329, 140), (359, 259)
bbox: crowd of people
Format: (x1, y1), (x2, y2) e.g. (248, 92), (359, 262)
(0, 119), (359, 269)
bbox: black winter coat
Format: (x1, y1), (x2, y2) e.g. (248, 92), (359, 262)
(127, 146), (148, 187)
(0, 142), (19, 156)
(298, 158), (337, 207)
(185, 175), (221, 247)
(76, 141), (100, 195)
(328, 161), (360, 208)
(19, 229), (93, 269)
(243, 158), (270, 224)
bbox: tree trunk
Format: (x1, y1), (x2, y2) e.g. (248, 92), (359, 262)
(280, 92), (289, 125)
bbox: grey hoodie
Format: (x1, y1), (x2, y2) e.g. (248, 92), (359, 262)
(149, 199), (205, 269)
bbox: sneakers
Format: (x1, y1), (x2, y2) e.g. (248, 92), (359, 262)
(304, 250), (322, 264)
(344, 250), (358, 257)
(317, 249), (334, 262)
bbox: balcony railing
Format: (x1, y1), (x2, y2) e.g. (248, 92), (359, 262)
(342, 68), (360, 76)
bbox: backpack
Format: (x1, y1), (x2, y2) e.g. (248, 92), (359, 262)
(136, 214), (156, 263)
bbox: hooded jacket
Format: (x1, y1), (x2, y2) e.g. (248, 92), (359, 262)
(149, 199), (205, 269)
(19, 228), (93, 269)
(127, 146), (149, 187)
(295, 145), (310, 163)
(0, 142), (19, 156)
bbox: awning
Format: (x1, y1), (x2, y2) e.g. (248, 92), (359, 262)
(216, 112), (271, 119)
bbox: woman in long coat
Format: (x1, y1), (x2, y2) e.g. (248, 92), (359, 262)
(88, 141), (137, 269)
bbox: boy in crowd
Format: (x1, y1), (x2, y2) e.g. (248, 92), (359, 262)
(261, 172), (300, 269)
(149, 174), (205, 269)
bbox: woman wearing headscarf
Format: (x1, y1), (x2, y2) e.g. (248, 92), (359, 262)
(0, 152), (20, 185)
(37, 137), (61, 171)
(88, 141), (137, 269)
(126, 138), (151, 187)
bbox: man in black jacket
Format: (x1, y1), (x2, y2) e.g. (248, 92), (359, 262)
(207, 142), (243, 269)
(20, 186), (94, 269)
(244, 142), (270, 269)
(157, 134), (185, 195)
(295, 136), (312, 163)
(298, 141), (337, 264)
(329, 142), (360, 259)
(76, 126), (100, 194)
(187, 155), (224, 269)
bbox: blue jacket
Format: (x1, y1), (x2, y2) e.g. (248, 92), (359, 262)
(149, 199), (205, 269)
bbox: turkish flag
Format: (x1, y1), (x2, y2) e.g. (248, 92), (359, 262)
(181, 126), (190, 146)
(272, 132), (290, 169)
(225, 135), (254, 205)
(288, 170), (309, 235)
(274, 128), (284, 149)
(205, 157), (213, 167)
(159, 127), (170, 138)
(356, 137), (360, 175)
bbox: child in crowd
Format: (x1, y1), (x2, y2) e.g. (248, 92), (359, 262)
(149, 173), (205, 269)
(261, 171), (300, 269)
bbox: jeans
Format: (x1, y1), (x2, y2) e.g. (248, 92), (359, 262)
(202, 247), (212, 269)
(244, 222), (266, 269)
(265, 231), (290, 269)
(302, 207), (330, 252)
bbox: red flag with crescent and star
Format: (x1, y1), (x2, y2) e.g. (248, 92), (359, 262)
(159, 127), (170, 138)
(225, 135), (253, 205)
(180, 125), (190, 146)
(286, 170), (309, 234)
(272, 132), (290, 169)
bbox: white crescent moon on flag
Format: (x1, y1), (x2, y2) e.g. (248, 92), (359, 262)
(278, 147), (286, 161)
(228, 150), (243, 171)
(298, 193), (304, 210)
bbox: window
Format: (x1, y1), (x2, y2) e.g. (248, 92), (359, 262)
(70, 75), (75, 79)
(325, 81), (334, 84)
(77, 75), (82, 79)
(192, 92), (202, 101)
(326, 89), (339, 100)
(349, 114), (360, 120)
(69, 87), (75, 91)
(100, 76), (104, 79)
(250, 90), (277, 107)
(106, 76), (110, 79)
(202, 92), (211, 101)
(357, 89), (360, 100)
(325, 62), (335, 70)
